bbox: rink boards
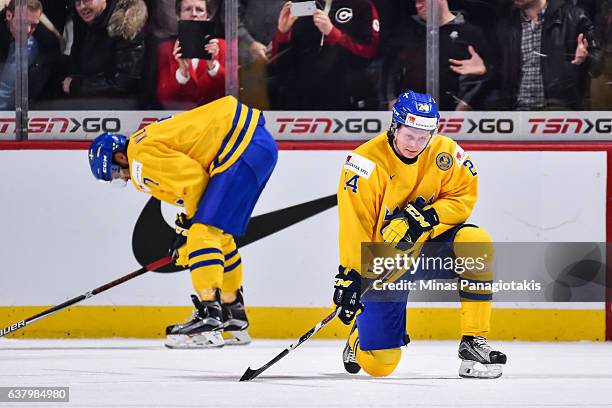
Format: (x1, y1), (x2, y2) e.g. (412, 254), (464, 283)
(0, 142), (609, 340)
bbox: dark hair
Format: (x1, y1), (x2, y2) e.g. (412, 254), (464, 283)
(175, 0), (208, 15)
(6, 0), (43, 13)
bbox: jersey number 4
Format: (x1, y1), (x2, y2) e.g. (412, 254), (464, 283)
(345, 175), (359, 193)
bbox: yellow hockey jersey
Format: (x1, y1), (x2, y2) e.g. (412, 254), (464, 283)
(126, 96), (261, 217)
(337, 133), (478, 274)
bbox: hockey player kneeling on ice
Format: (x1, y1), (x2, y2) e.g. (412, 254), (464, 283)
(87, 96), (278, 348)
(333, 90), (507, 378)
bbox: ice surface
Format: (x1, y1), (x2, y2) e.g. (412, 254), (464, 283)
(0, 339), (611, 407)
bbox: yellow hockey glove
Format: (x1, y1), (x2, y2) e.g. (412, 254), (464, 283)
(381, 197), (439, 251)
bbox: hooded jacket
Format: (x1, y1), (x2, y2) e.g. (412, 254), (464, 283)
(68, 0), (147, 98)
(494, 0), (603, 110)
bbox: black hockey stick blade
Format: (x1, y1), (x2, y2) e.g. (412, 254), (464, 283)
(239, 368), (258, 382)
(238, 308), (340, 381)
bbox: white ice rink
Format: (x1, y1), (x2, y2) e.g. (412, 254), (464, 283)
(1, 339), (611, 407)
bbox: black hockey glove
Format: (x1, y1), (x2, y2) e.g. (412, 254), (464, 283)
(381, 197), (439, 251)
(170, 213), (192, 265)
(333, 267), (362, 325)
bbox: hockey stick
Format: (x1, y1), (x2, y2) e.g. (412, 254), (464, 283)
(0, 256), (174, 338)
(240, 307), (342, 381)
(239, 260), (407, 381)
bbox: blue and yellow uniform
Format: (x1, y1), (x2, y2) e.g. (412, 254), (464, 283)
(338, 132), (492, 376)
(126, 95), (278, 294)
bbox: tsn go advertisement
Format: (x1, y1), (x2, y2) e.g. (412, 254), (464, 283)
(0, 111), (611, 141)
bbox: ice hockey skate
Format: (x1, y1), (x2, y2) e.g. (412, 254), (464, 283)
(221, 288), (251, 345)
(165, 294), (225, 349)
(342, 324), (361, 374)
(458, 335), (507, 378)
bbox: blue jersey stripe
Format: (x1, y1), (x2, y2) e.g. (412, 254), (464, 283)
(224, 248), (239, 260)
(217, 107), (253, 167)
(214, 101), (242, 167)
(224, 258), (242, 272)
(189, 247), (223, 260)
(191, 259), (224, 271)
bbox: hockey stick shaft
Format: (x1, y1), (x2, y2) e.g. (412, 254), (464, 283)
(240, 263), (404, 381)
(0, 256), (173, 337)
(240, 308), (341, 381)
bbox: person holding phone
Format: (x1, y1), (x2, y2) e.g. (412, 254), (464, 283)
(269, 0), (381, 110)
(157, 0), (225, 109)
(382, 0), (492, 111)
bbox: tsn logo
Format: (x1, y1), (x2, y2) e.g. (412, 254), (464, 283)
(0, 117), (121, 134)
(438, 118), (514, 134)
(528, 118), (612, 134)
(275, 118), (382, 134)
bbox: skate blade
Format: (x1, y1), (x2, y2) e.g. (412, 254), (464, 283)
(164, 332), (225, 349)
(222, 330), (252, 346)
(459, 360), (503, 379)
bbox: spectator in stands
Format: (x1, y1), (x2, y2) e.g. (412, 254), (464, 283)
(269, 0), (380, 110)
(237, 0), (284, 109)
(494, 0), (603, 110)
(382, 0), (492, 111)
(156, 0), (225, 110)
(39, 0), (69, 34)
(61, 0), (147, 109)
(0, 0), (65, 110)
(447, 0), (505, 34)
(0, 0), (41, 110)
(575, 0), (612, 109)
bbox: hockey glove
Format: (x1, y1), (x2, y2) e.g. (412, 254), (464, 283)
(381, 197), (439, 251)
(333, 267), (362, 325)
(170, 213), (192, 266)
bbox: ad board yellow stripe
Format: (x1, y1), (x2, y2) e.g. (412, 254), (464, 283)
(0, 307), (604, 341)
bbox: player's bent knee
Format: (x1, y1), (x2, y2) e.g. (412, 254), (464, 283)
(453, 227), (494, 272)
(357, 347), (402, 377)
(454, 226), (492, 245)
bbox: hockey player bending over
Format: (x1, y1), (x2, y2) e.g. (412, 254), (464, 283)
(333, 91), (507, 378)
(87, 96), (278, 348)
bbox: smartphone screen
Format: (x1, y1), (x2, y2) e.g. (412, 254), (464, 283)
(290, 1), (316, 17)
(178, 20), (215, 60)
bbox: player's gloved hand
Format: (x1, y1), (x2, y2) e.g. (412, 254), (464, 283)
(381, 197), (439, 251)
(333, 267), (362, 325)
(170, 213), (192, 266)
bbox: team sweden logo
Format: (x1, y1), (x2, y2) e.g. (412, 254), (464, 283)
(436, 152), (453, 171)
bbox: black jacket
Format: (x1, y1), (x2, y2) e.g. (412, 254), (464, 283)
(270, 0), (379, 110)
(0, 8), (63, 106)
(69, 0), (147, 98)
(382, 13), (492, 110)
(493, 0), (603, 110)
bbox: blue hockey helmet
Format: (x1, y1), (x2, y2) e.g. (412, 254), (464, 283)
(88, 132), (128, 182)
(391, 90), (440, 133)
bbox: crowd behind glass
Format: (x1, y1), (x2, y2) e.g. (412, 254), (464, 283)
(0, 0), (610, 112)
